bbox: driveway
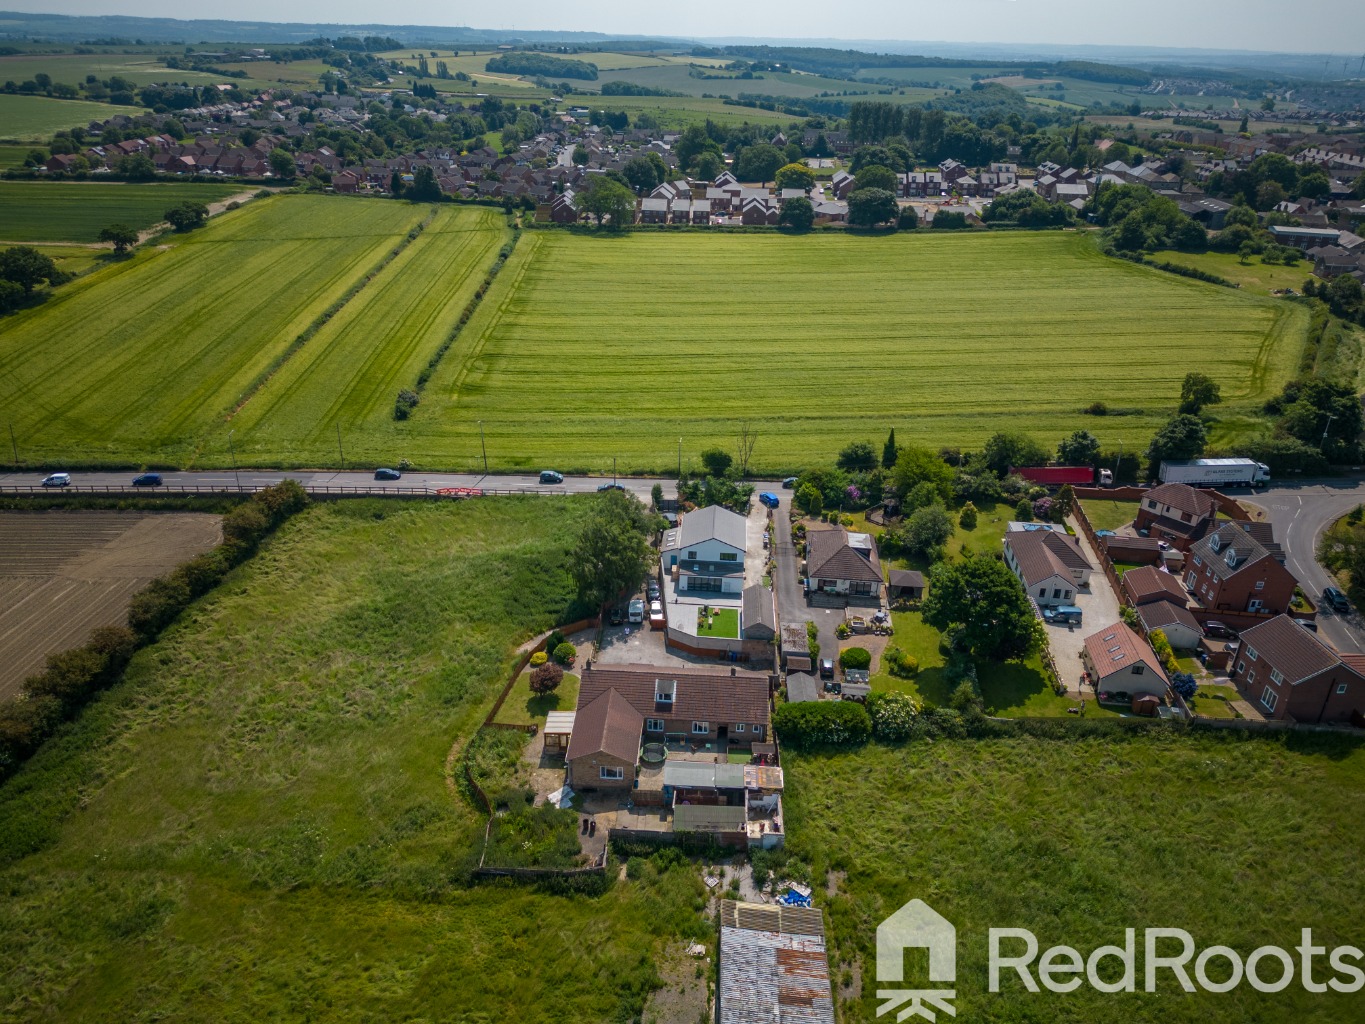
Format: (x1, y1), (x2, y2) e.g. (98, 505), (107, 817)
(1257, 479), (1365, 654)
(770, 493), (841, 661)
(1050, 519), (1124, 695)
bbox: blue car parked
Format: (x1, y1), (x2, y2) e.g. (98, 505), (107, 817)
(758, 491), (780, 509)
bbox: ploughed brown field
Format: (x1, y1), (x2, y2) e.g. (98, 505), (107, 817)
(0, 511), (221, 698)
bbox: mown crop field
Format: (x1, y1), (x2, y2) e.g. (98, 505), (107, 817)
(0, 195), (429, 466)
(411, 229), (1305, 473)
(228, 205), (510, 466)
(0, 52), (223, 89)
(0, 94), (120, 141)
(0, 181), (247, 242)
(0, 497), (706, 1023)
(785, 731), (1365, 1022)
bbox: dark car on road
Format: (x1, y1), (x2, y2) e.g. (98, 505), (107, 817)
(819, 657), (835, 680)
(539, 470), (564, 485)
(597, 482), (626, 492)
(131, 473), (162, 487)
(1202, 620), (1234, 639)
(374, 468), (401, 481)
(782, 476), (798, 489)
(1323, 587), (1350, 614)
(608, 606), (623, 626)
(647, 579), (660, 601)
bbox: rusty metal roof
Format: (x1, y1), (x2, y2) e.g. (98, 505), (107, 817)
(719, 909), (833, 1024)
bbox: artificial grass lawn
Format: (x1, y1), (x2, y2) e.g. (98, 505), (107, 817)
(496, 669), (581, 726)
(0, 497), (709, 1022)
(1080, 499), (1141, 532)
(0, 181), (246, 242)
(697, 607), (740, 638)
(784, 731), (1365, 1022)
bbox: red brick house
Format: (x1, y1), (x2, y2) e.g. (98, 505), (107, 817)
(566, 664), (771, 791)
(1231, 615), (1364, 723)
(1133, 482), (1217, 549)
(1183, 523), (1297, 616)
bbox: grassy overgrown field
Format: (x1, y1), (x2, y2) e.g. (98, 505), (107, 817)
(2, 197), (1308, 471)
(0, 496), (707, 1022)
(785, 732), (1365, 1022)
(0, 181), (248, 242)
(1156, 249), (1315, 295)
(0, 94), (119, 141)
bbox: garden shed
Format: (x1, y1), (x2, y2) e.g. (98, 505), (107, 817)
(887, 568), (925, 602)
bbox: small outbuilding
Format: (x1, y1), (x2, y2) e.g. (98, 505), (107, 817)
(742, 585), (777, 641)
(887, 568), (925, 603)
(785, 672), (820, 703)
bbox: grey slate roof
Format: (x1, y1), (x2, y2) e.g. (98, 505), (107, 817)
(679, 504), (748, 553)
(742, 585), (777, 637)
(805, 529), (882, 583)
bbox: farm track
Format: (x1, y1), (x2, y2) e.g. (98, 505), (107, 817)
(0, 511), (222, 698)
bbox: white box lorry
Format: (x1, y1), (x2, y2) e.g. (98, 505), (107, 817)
(1158, 458), (1270, 488)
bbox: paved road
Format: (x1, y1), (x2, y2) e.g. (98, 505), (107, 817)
(0, 468), (769, 505)
(1255, 479), (1365, 654)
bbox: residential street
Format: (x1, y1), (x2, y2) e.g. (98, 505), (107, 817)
(1255, 478), (1365, 654)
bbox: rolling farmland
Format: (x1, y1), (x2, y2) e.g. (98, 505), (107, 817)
(0, 196), (429, 465)
(228, 205), (511, 465)
(0, 94), (122, 141)
(0, 510), (221, 697)
(0, 182), (247, 243)
(0, 196), (1307, 472)
(414, 229), (1304, 472)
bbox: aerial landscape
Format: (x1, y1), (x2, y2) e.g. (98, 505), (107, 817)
(1, 1), (1364, 1021)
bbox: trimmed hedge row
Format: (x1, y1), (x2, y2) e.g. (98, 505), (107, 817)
(0, 481), (309, 780)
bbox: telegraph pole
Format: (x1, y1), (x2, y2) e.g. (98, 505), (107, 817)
(336, 424), (345, 470)
(677, 437), (682, 479)
(7, 423), (16, 466)
(478, 420), (488, 474)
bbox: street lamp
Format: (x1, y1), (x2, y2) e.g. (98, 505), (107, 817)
(228, 429), (240, 492)
(1321, 413), (1337, 450)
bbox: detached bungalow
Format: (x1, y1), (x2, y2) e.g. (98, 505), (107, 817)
(805, 529), (882, 605)
(1082, 622), (1169, 698)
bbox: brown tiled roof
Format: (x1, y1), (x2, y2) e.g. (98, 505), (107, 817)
(577, 664), (771, 726)
(1237, 615), (1343, 684)
(565, 688), (643, 763)
(1123, 566), (1188, 606)
(806, 529), (882, 583)
(888, 569), (924, 588)
(1083, 622), (1168, 682)
(1005, 530), (1090, 588)
(1136, 598), (1203, 637)
(1144, 483), (1215, 520)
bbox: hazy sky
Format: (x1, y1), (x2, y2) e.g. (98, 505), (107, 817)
(21, 1), (1365, 54)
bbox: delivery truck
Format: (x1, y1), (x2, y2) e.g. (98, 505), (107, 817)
(1158, 458), (1270, 488)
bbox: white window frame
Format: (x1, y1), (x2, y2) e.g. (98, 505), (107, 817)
(600, 765), (625, 781)
(1193, 556), (1202, 566)
(692, 721), (709, 734)
(1337, 683), (1349, 695)
(1261, 687), (1278, 712)
(734, 723), (746, 733)
(751, 724), (763, 736)
(645, 718), (664, 732)
(1270, 669), (1284, 685)
(1246, 647), (1258, 661)
(1254, 580), (1265, 590)
(1246, 669), (1256, 684)
(1236, 661), (1246, 674)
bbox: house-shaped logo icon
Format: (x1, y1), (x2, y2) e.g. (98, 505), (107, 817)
(875, 899), (957, 1022)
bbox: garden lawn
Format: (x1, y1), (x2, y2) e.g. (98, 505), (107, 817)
(0, 94), (119, 140)
(0, 496), (709, 1023)
(784, 731), (1365, 1022)
(0, 181), (246, 242)
(0, 195), (428, 466)
(1080, 499), (1141, 532)
(416, 229), (1304, 474)
(697, 607), (740, 638)
(1191, 683), (1242, 719)
(496, 670), (581, 726)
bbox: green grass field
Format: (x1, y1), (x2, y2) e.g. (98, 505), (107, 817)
(0, 52), (223, 89)
(785, 731), (1365, 1021)
(226, 205), (510, 466)
(2, 200), (1310, 472)
(0, 195), (430, 465)
(0, 143), (37, 169)
(1156, 249), (1314, 295)
(0, 94), (120, 141)
(0, 181), (248, 242)
(412, 228), (1304, 473)
(0, 496), (710, 1022)
(1080, 499), (1141, 532)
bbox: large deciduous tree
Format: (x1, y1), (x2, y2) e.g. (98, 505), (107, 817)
(774, 162), (815, 192)
(735, 143), (784, 186)
(982, 431), (1050, 477)
(0, 245), (59, 294)
(847, 187), (899, 227)
(98, 223), (138, 254)
(778, 196), (814, 230)
(922, 555), (1041, 662)
(570, 490), (653, 609)
(1057, 429), (1101, 467)
(268, 147), (296, 179)
(1179, 372), (1222, 414)
(580, 176), (636, 228)
(164, 201), (210, 231)
(1145, 414), (1208, 477)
